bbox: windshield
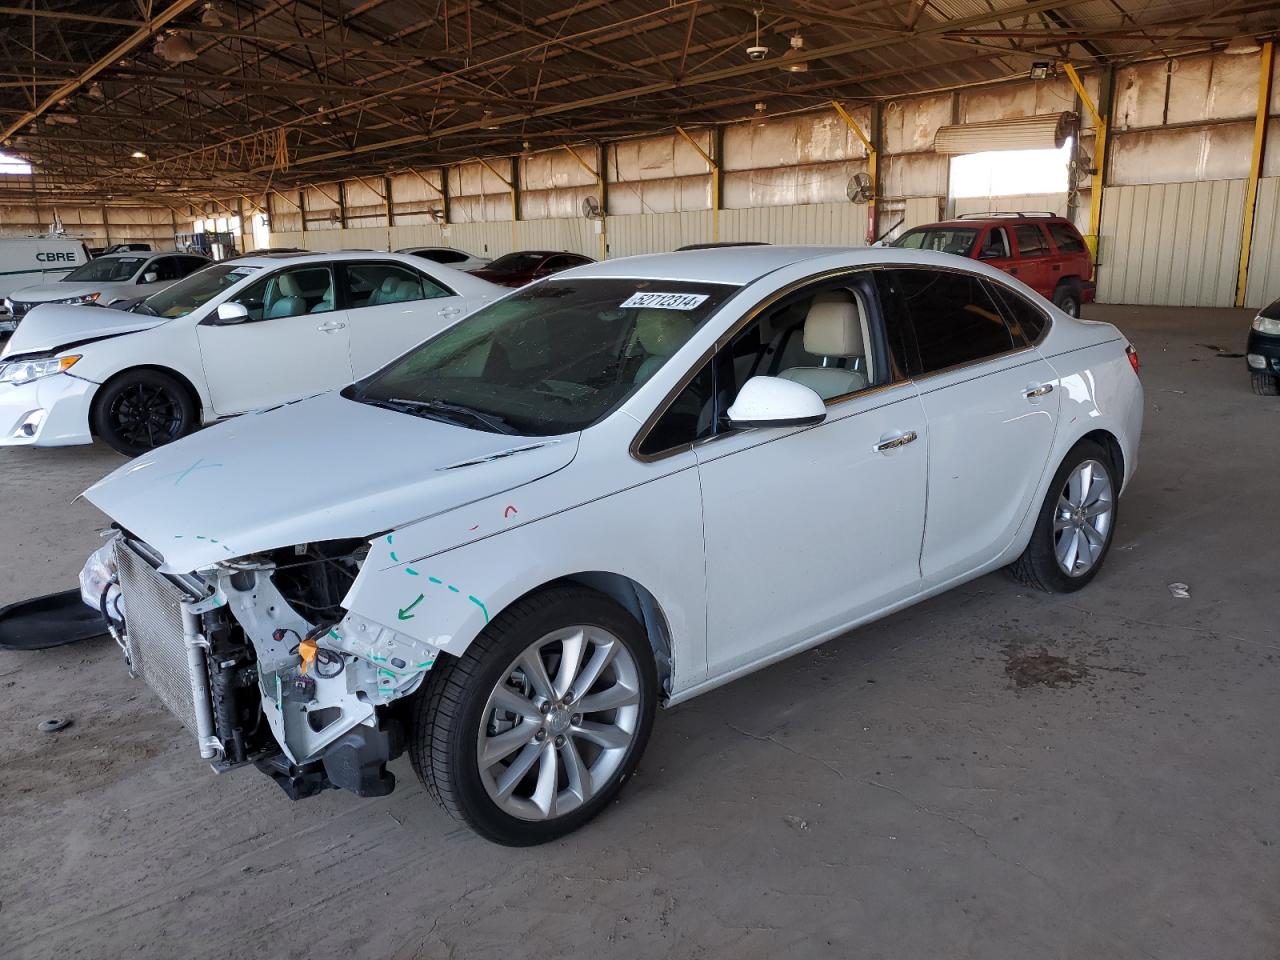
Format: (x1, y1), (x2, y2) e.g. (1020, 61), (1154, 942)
(135, 263), (260, 319)
(63, 257), (146, 283)
(486, 252), (546, 272)
(893, 227), (979, 256)
(348, 278), (737, 435)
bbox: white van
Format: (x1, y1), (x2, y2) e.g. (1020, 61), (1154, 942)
(0, 237), (91, 330)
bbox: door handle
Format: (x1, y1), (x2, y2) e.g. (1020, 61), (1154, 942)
(874, 429), (918, 453)
(1024, 383), (1054, 399)
(438, 305), (463, 319)
(317, 320), (347, 333)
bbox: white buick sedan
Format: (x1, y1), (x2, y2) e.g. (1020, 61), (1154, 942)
(79, 245), (1142, 845)
(0, 251), (501, 455)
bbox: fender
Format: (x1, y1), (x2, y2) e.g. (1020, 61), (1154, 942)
(338, 452), (709, 696)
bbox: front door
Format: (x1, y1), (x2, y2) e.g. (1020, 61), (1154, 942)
(1011, 223), (1056, 298)
(196, 263), (353, 415)
(675, 272), (929, 676)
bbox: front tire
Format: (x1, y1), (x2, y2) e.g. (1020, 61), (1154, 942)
(91, 369), (197, 456)
(1250, 370), (1279, 396)
(409, 586), (657, 846)
(1008, 439), (1119, 593)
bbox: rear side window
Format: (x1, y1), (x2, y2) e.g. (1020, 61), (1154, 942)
(990, 284), (1048, 344)
(877, 268), (1015, 374)
(1013, 225), (1049, 257)
(1046, 222), (1087, 254)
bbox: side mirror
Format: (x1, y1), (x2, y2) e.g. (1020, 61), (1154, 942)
(212, 301), (249, 325)
(726, 376), (826, 429)
(142, 271), (159, 283)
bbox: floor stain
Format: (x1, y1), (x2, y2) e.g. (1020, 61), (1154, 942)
(1004, 648), (1089, 688)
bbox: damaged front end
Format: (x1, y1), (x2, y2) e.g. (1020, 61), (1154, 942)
(82, 532), (440, 800)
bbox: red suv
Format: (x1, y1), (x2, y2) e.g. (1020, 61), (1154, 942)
(892, 212), (1095, 317)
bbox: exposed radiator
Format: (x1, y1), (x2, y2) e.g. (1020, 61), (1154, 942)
(114, 539), (205, 739)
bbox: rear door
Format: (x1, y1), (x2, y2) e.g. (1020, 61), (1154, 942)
(1010, 223), (1056, 298)
(195, 263), (353, 415)
(877, 266), (1060, 585)
(339, 260), (468, 375)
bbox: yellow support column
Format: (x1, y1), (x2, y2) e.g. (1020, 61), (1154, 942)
(1063, 64), (1109, 268)
(676, 126), (719, 243)
(832, 100), (878, 244)
(1236, 41), (1275, 308)
(563, 144), (608, 261)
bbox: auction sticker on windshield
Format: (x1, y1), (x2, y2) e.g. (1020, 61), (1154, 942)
(620, 292), (709, 310)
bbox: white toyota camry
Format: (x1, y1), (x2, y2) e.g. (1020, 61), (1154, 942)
(78, 245), (1142, 844)
(0, 251), (501, 455)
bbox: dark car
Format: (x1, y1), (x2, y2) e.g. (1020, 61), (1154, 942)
(676, 241), (771, 251)
(469, 250), (595, 287)
(1247, 298), (1280, 395)
(893, 212), (1095, 317)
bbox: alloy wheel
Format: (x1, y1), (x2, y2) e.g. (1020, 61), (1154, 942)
(476, 625), (641, 821)
(1053, 458), (1114, 576)
(109, 383), (184, 449)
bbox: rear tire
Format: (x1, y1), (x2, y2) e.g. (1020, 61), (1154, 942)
(91, 369), (198, 456)
(1250, 370), (1279, 396)
(408, 585), (657, 846)
(1008, 439), (1119, 593)
(1052, 281), (1081, 318)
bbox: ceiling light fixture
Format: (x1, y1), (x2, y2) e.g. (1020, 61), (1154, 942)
(154, 32), (198, 64)
(1029, 61), (1053, 79)
(131, 150), (147, 159)
(481, 110), (501, 130)
(746, 7), (768, 61)
(1224, 34), (1262, 55)
(200, 2), (225, 27)
(778, 35), (808, 73)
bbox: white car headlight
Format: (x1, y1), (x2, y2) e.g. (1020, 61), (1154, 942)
(1252, 315), (1280, 336)
(58, 292), (100, 306)
(0, 354), (81, 385)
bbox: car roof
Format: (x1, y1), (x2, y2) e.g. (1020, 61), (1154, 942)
(225, 250), (447, 268)
(94, 251), (155, 259)
(555, 245), (850, 284)
(913, 215), (1075, 229)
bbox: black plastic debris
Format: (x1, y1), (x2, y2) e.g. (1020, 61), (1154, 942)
(0, 589), (108, 651)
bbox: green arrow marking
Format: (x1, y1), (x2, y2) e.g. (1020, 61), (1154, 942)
(398, 593), (425, 620)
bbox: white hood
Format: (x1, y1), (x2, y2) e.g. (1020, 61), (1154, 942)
(0, 303), (166, 358)
(83, 390), (580, 573)
(9, 281), (132, 304)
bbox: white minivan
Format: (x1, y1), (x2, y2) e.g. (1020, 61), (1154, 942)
(0, 237), (91, 331)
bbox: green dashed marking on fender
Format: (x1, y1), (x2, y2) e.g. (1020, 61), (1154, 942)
(446, 584), (460, 593)
(428, 576), (443, 585)
(415, 659), (435, 669)
(468, 595), (489, 623)
(406, 567), (419, 576)
(370, 655), (388, 663)
(389, 551), (399, 562)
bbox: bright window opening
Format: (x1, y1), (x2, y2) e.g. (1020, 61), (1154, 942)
(949, 141), (1071, 198)
(0, 151), (33, 175)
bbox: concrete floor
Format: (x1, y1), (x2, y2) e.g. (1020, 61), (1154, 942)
(1, 304), (1276, 960)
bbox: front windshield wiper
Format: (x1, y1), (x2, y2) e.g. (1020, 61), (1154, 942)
(132, 302), (158, 316)
(370, 397), (516, 435)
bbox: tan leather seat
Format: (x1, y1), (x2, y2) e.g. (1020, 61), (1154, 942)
(778, 291), (871, 399)
(633, 309), (697, 384)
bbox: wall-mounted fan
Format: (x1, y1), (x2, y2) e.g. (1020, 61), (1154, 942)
(581, 195), (604, 220)
(846, 172), (874, 204)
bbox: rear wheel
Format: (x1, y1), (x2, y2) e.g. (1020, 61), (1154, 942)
(1250, 370), (1279, 396)
(1052, 281), (1081, 318)
(91, 369), (197, 456)
(1008, 439), (1118, 593)
(409, 586), (657, 846)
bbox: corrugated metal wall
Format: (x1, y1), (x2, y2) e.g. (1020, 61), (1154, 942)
(257, 51), (1280, 309)
(1097, 180), (1246, 307)
(1245, 177), (1280, 309)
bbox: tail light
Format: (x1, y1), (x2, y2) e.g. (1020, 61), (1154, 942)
(1126, 343), (1140, 374)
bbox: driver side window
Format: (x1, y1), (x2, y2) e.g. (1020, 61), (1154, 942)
(637, 272), (899, 458)
(231, 265), (334, 321)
